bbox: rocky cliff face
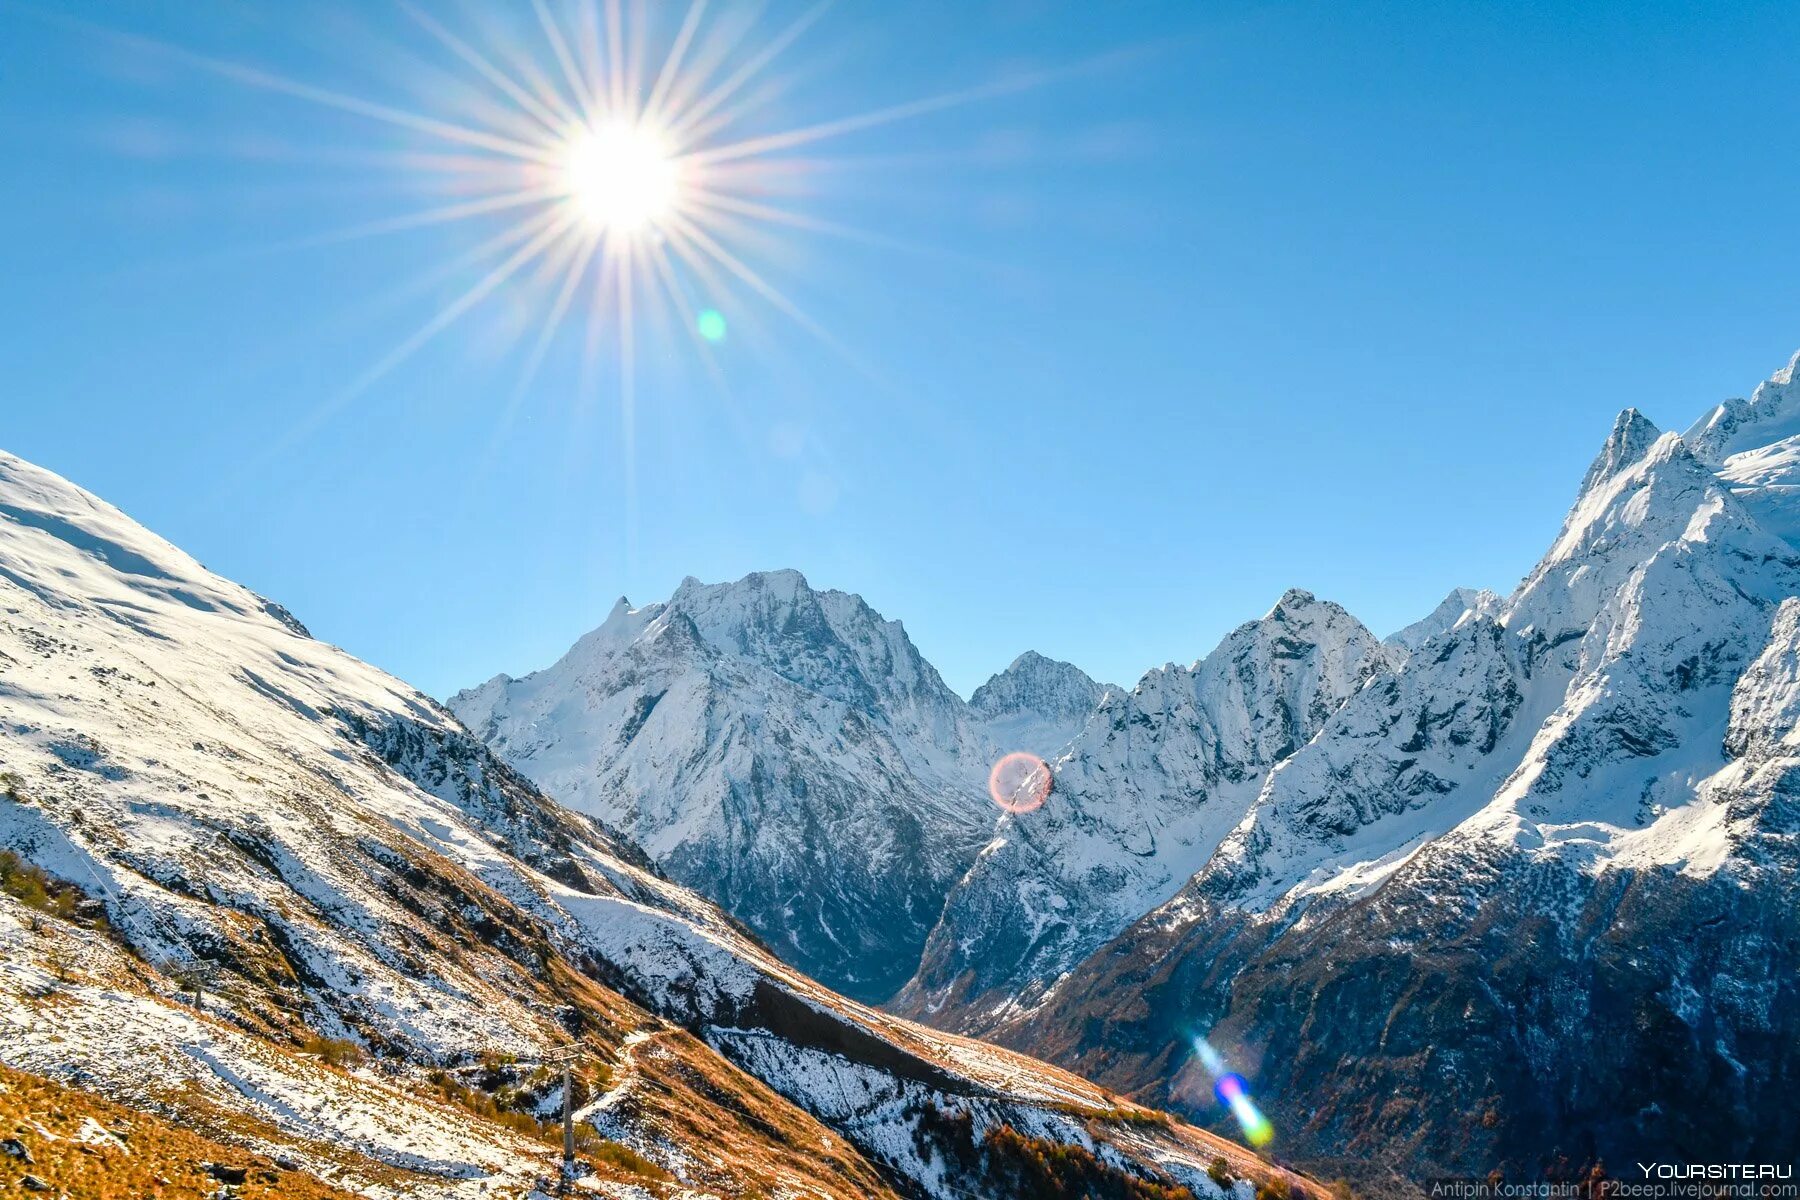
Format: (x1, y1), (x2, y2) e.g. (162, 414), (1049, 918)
(1686, 349), (1800, 548)
(968, 650), (1113, 760)
(892, 589), (1391, 1030)
(1384, 586), (1501, 656)
(451, 575), (1131, 1005)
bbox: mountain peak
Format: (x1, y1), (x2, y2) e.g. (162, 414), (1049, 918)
(1776, 347), (1800, 387)
(1579, 407), (1663, 498)
(969, 652), (1107, 724)
(680, 567), (813, 598)
(1270, 586), (1319, 614)
(448, 566), (989, 999)
(1386, 586), (1502, 653)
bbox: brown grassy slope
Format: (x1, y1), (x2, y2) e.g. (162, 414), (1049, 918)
(2, 879), (902, 1200)
(0, 1062), (360, 1200)
(613, 1027), (902, 1199)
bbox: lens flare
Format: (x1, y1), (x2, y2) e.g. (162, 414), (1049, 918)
(1191, 1037), (1275, 1148)
(696, 308), (727, 342)
(988, 751), (1052, 814)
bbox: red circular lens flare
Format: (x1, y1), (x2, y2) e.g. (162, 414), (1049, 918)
(988, 752), (1052, 814)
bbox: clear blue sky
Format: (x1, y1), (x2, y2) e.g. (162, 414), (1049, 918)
(3, 1), (1799, 699)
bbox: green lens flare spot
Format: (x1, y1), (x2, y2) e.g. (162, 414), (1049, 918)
(697, 308), (727, 342)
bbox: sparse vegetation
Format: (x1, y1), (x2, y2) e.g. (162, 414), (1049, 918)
(0, 849), (84, 920)
(425, 1068), (555, 1140)
(913, 1103), (1201, 1200)
(1210, 1156), (1237, 1188)
(1256, 1175), (1292, 1200)
(589, 1138), (674, 1182)
(0, 1062), (361, 1199)
(983, 1123), (1200, 1200)
(298, 1034), (364, 1067)
(1048, 1099), (1176, 1128)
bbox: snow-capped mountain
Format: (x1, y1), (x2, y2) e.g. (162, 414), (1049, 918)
(1685, 349), (1800, 547)
(448, 570), (999, 1002)
(974, 353), (1800, 1181)
(26, 348), (1779, 1188)
(1384, 585), (1500, 656)
(449, 575), (1126, 1006)
(893, 589), (1392, 1029)
(967, 650), (1114, 759)
(0, 450), (1309, 1199)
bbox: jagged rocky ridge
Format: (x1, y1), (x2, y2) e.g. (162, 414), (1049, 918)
(967, 361), (1800, 1182)
(894, 589), (1394, 1029)
(1383, 586), (1500, 657)
(0, 450), (1301, 1199)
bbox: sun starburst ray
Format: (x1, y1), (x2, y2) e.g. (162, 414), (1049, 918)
(662, 209), (896, 394)
(497, 230), (606, 430)
(681, 185), (1007, 268)
(530, 0), (595, 121)
(279, 184), (562, 250)
(642, 0), (709, 128)
(604, 0), (630, 121)
(665, 0), (833, 147)
(290, 208), (576, 437)
(396, 0), (572, 137)
(101, 25), (563, 165)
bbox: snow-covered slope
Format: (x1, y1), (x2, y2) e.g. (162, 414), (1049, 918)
(1686, 349), (1800, 547)
(894, 589), (1391, 1030)
(1185, 415), (1797, 913)
(967, 650), (1114, 759)
(0, 450), (1273, 1200)
(986, 353), (1800, 1182)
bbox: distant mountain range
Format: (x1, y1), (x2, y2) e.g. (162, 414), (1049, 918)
(449, 570), (1046, 1001)
(455, 350), (1800, 1182)
(4, 350), (1794, 1190)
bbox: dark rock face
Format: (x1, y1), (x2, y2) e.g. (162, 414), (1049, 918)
(1002, 836), (1799, 1184)
(206, 1162), (251, 1185)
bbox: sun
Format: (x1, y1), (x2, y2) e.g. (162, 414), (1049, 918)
(160, 0), (1073, 453)
(558, 119), (681, 236)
